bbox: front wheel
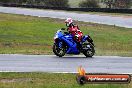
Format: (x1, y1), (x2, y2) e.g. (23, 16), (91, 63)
(53, 43), (66, 57)
(83, 43), (95, 57)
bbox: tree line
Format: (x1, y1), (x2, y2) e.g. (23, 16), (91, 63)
(101, 0), (132, 8)
(79, 0), (132, 8)
(0, 0), (131, 8)
(0, 0), (69, 7)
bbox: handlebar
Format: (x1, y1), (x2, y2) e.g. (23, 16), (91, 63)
(61, 28), (65, 30)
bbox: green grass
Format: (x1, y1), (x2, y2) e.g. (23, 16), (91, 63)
(0, 13), (132, 56)
(69, 0), (84, 7)
(0, 72), (131, 88)
(0, 13), (64, 54)
(71, 11), (132, 17)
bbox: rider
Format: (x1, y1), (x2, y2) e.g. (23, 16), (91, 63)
(65, 18), (83, 43)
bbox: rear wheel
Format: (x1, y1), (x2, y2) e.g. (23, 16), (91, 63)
(82, 43), (95, 57)
(53, 43), (66, 57)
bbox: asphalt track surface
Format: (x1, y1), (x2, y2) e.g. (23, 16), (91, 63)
(0, 7), (132, 28)
(0, 54), (132, 73)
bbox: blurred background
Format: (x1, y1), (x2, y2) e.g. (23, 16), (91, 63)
(0, 0), (132, 9)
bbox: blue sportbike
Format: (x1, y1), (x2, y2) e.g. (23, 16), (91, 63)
(53, 28), (95, 57)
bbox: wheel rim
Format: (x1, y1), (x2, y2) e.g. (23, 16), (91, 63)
(86, 49), (93, 56)
(57, 48), (64, 55)
(82, 43), (95, 57)
(55, 45), (65, 55)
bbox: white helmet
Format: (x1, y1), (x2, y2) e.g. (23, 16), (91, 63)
(65, 18), (73, 27)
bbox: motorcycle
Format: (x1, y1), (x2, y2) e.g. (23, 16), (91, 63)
(53, 28), (95, 57)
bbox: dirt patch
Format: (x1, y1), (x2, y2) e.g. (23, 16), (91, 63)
(98, 13), (132, 19)
(122, 16), (132, 19)
(0, 78), (33, 83)
(41, 17), (64, 23)
(42, 17), (100, 27)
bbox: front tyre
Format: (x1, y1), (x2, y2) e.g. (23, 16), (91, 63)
(53, 43), (66, 57)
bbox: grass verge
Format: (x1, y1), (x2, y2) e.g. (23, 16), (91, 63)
(0, 13), (131, 56)
(0, 72), (131, 88)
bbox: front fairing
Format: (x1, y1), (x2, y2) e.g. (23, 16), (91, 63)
(54, 30), (80, 54)
(64, 34), (73, 39)
(54, 30), (63, 40)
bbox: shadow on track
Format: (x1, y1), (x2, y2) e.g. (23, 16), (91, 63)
(53, 55), (94, 60)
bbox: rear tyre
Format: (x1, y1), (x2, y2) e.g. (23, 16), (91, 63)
(53, 43), (66, 57)
(83, 43), (95, 57)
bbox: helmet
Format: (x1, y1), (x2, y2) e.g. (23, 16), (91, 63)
(65, 18), (73, 27)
